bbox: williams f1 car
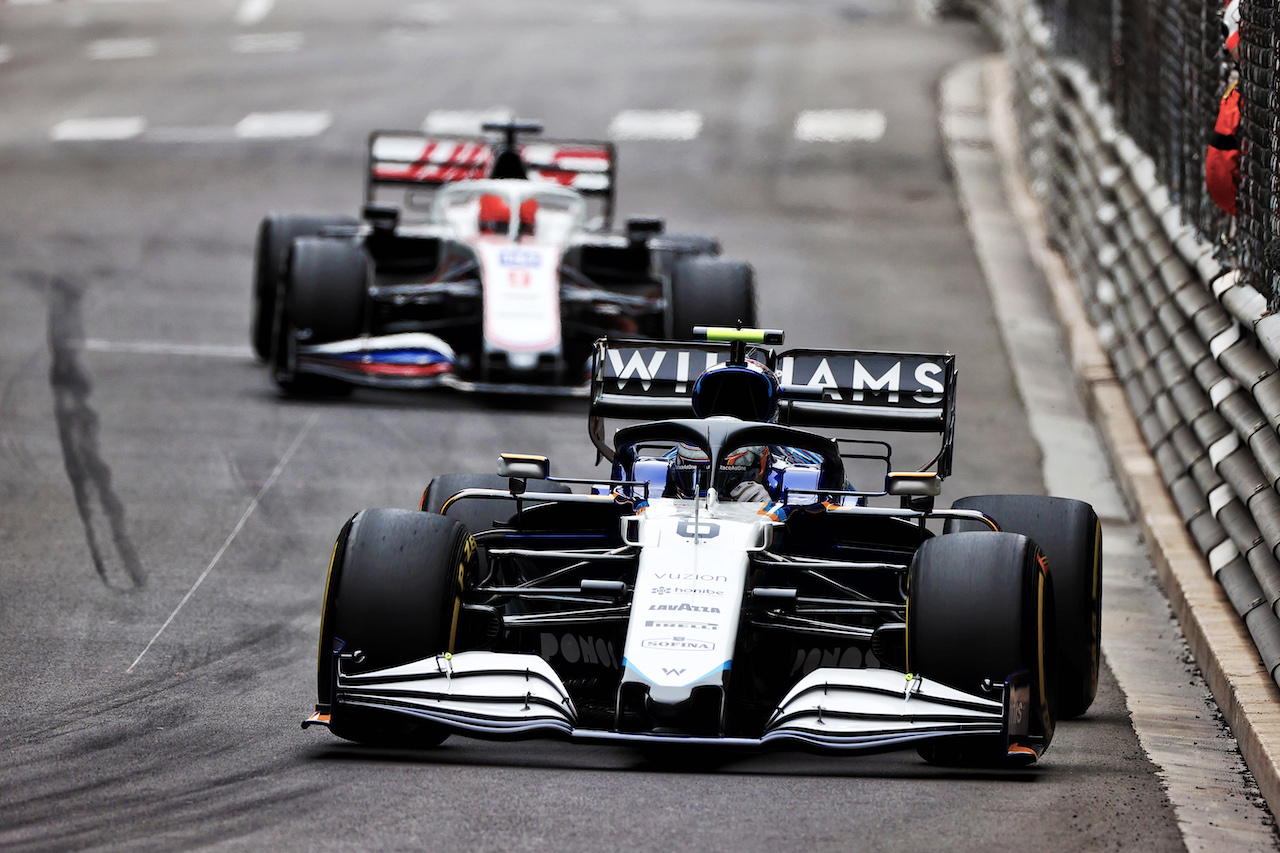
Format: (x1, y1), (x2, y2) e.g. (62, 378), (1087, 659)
(252, 120), (756, 396)
(304, 329), (1102, 764)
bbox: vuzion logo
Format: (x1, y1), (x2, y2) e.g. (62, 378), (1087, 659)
(654, 572), (727, 582)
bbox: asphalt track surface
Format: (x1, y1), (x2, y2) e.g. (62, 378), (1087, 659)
(0, 1), (1199, 850)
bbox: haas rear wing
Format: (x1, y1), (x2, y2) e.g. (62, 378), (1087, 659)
(365, 131), (616, 219)
(589, 338), (957, 473)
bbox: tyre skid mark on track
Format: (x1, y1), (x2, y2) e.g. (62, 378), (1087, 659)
(46, 274), (145, 591)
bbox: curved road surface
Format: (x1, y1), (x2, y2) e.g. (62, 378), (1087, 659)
(0, 1), (1240, 850)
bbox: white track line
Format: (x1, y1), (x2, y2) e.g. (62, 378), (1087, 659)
(0, 46), (11, 64)
(83, 340), (253, 358)
(234, 0), (274, 26)
(794, 109), (886, 142)
(608, 110), (702, 141)
(235, 111), (332, 139)
(52, 117), (146, 141)
(87, 38), (157, 60)
(404, 2), (453, 24)
(231, 32), (304, 53)
(126, 412), (319, 673)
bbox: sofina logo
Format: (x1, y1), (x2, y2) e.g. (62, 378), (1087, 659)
(641, 637), (715, 651)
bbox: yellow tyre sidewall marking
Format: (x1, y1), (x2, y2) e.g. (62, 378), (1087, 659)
(447, 534), (477, 653)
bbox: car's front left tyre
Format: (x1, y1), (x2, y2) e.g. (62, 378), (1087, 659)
(948, 494), (1102, 719)
(908, 530), (1057, 766)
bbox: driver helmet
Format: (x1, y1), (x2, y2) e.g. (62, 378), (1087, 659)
(668, 442), (709, 497)
(478, 193), (510, 235)
(519, 197), (539, 237)
(720, 445), (764, 496)
(668, 442), (765, 497)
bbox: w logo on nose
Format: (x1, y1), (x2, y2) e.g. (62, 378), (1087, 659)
(662, 667), (685, 677)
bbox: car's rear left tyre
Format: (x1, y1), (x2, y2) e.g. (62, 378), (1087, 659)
(947, 495), (1102, 719)
(271, 237), (368, 397)
(318, 509), (476, 747)
(908, 531), (1056, 766)
(668, 256), (757, 338)
(252, 214), (357, 361)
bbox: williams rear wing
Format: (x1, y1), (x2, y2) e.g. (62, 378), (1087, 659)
(365, 131), (616, 224)
(588, 338), (957, 475)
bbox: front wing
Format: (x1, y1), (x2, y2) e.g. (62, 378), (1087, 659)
(293, 333), (589, 396)
(304, 650), (1036, 758)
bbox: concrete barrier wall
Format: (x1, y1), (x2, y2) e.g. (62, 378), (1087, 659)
(973, 0), (1280, 684)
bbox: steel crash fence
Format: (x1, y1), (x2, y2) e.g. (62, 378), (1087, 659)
(965, 0), (1280, 682)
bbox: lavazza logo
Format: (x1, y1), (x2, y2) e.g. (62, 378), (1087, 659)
(641, 636), (716, 651)
(649, 603), (720, 613)
(651, 586), (723, 597)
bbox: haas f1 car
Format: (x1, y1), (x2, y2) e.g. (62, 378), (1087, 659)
(304, 329), (1102, 765)
(251, 120), (756, 396)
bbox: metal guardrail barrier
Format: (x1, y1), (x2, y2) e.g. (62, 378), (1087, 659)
(966, 0), (1280, 683)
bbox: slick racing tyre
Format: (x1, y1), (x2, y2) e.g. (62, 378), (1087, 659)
(318, 509), (476, 747)
(947, 495), (1102, 719)
(422, 474), (571, 538)
(271, 237), (368, 397)
(669, 256), (757, 338)
(651, 234), (721, 279)
(251, 213), (356, 361)
(908, 531), (1057, 766)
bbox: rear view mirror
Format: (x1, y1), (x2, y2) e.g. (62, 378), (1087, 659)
(498, 453), (550, 481)
(885, 471), (942, 497)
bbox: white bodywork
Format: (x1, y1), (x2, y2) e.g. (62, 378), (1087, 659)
(620, 499), (772, 704)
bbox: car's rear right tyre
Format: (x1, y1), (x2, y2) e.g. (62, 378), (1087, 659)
(668, 256), (757, 338)
(908, 531), (1057, 766)
(421, 473), (571, 537)
(318, 509), (475, 747)
(252, 214), (357, 361)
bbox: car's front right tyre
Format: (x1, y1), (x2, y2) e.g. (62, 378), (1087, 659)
(317, 509), (475, 747)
